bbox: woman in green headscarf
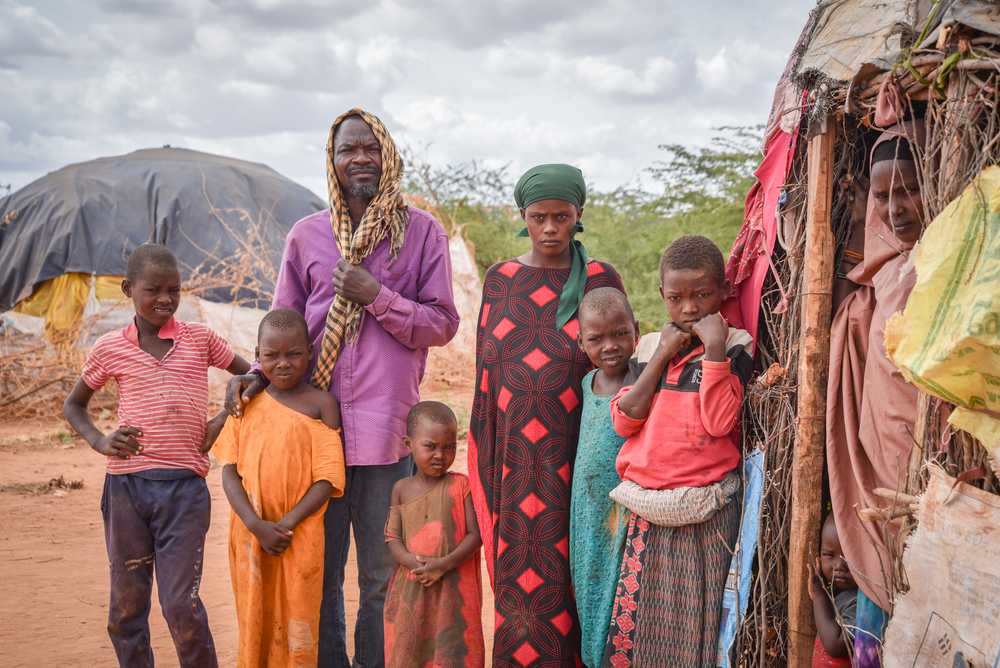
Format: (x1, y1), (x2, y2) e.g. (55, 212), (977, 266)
(468, 164), (626, 667)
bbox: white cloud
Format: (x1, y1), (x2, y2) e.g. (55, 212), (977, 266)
(0, 1), (74, 67)
(220, 79), (273, 98)
(696, 40), (789, 101)
(1, 0), (817, 198)
(569, 55), (679, 96)
(356, 38), (415, 89)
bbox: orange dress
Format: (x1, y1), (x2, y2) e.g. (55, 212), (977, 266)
(213, 391), (346, 668)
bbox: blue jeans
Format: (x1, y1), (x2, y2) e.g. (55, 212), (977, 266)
(319, 456), (412, 668)
(101, 471), (218, 668)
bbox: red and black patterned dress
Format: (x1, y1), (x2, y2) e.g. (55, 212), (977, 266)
(468, 257), (625, 668)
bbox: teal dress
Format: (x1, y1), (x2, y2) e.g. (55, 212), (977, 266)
(569, 369), (630, 668)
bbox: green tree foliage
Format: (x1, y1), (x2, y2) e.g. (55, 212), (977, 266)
(402, 127), (762, 333)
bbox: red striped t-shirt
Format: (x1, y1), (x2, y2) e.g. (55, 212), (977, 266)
(81, 317), (235, 477)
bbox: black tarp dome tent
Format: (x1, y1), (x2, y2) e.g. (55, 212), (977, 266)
(0, 147), (325, 329)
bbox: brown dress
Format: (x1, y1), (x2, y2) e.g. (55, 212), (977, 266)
(827, 196), (919, 612)
(384, 472), (485, 668)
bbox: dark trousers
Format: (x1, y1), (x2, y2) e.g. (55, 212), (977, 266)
(102, 472), (218, 668)
(318, 456), (412, 668)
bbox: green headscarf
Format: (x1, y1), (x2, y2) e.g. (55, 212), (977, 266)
(514, 164), (589, 329)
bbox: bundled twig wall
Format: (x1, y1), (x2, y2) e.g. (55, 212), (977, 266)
(735, 144), (808, 668)
(734, 112), (871, 666)
(0, 313), (121, 422)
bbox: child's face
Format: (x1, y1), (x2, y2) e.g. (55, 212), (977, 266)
(820, 518), (857, 590)
(659, 267), (730, 334)
(871, 159), (924, 245)
(520, 199), (582, 260)
(122, 265), (182, 329)
(577, 308), (638, 378)
(256, 326), (313, 390)
(404, 419), (458, 479)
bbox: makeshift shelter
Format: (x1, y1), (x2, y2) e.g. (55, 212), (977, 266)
(722, 1), (1000, 666)
(0, 147), (483, 419)
(0, 147), (326, 336)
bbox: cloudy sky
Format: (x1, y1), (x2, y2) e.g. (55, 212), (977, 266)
(1, 0), (816, 200)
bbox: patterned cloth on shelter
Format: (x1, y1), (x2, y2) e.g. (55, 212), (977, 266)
(468, 257), (625, 668)
(826, 121), (924, 615)
(383, 472), (484, 668)
(569, 369), (629, 668)
(853, 588), (887, 668)
(213, 390), (346, 668)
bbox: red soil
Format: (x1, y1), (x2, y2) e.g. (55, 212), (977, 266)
(0, 408), (493, 667)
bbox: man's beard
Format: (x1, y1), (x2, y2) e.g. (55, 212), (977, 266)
(348, 179), (380, 199)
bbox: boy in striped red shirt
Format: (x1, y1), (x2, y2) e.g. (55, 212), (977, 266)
(64, 244), (251, 668)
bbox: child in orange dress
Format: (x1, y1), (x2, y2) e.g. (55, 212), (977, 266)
(214, 309), (346, 668)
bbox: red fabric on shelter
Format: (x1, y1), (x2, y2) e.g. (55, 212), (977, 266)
(721, 129), (797, 344)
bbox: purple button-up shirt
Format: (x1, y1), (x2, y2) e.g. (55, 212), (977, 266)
(257, 207), (459, 466)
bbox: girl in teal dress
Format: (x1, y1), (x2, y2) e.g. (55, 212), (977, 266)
(569, 287), (639, 668)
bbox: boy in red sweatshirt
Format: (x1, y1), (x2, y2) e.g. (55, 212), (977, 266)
(603, 234), (753, 668)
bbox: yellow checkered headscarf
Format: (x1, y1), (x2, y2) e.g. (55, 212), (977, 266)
(311, 108), (409, 390)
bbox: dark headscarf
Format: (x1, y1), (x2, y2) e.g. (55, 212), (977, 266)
(514, 164), (589, 329)
(871, 136), (915, 164)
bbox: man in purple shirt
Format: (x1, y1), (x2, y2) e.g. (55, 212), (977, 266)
(224, 110), (459, 668)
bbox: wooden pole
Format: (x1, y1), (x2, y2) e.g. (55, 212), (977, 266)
(788, 119), (836, 668)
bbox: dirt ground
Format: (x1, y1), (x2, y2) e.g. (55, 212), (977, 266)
(0, 388), (493, 667)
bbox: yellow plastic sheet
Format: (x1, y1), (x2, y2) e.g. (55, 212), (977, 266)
(886, 166), (1000, 454)
(94, 276), (127, 303)
(12, 273), (127, 336)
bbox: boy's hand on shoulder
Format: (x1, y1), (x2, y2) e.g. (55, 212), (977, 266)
(91, 427), (143, 459)
(225, 373), (264, 418)
(253, 520), (293, 557)
(412, 554), (448, 586)
(655, 322), (691, 361)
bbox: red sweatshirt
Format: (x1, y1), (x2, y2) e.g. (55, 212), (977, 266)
(611, 327), (754, 490)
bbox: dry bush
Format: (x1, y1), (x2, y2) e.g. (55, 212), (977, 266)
(0, 475), (84, 495)
(0, 313), (120, 423)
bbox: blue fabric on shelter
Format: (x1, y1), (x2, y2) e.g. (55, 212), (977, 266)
(716, 448), (763, 668)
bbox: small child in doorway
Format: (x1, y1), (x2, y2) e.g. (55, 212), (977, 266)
(213, 308), (346, 668)
(384, 401), (485, 668)
(807, 513), (858, 668)
(569, 287), (639, 668)
(63, 244), (252, 668)
(603, 235), (754, 668)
